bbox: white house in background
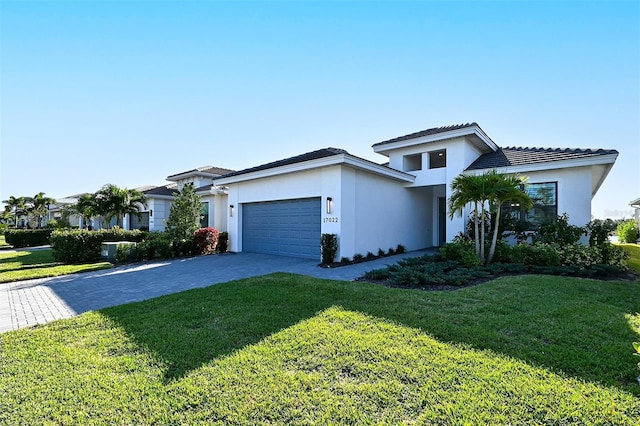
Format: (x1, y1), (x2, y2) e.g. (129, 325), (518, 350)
(630, 197), (640, 227)
(137, 166), (234, 232)
(213, 123), (618, 260)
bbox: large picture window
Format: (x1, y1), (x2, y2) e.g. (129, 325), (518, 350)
(502, 182), (557, 230)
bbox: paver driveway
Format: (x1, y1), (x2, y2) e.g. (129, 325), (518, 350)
(0, 250), (433, 333)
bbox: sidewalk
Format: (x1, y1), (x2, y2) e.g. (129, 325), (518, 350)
(0, 249), (434, 333)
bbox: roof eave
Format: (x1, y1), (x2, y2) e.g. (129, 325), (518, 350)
(464, 153), (618, 175)
(630, 197), (640, 208)
(372, 125), (498, 156)
(214, 154), (415, 185)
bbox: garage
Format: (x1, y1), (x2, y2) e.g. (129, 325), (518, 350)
(242, 197), (321, 259)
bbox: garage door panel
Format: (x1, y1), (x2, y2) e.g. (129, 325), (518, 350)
(242, 198), (321, 259)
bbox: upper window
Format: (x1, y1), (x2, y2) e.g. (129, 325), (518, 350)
(502, 182), (557, 230)
(403, 153), (422, 172)
(429, 149), (446, 169)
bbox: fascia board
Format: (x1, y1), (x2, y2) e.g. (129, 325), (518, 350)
(463, 154), (618, 176)
(145, 194), (176, 201)
(341, 155), (415, 182)
(214, 154), (415, 185)
(373, 126), (498, 156)
(166, 171), (217, 182)
(629, 197), (640, 207)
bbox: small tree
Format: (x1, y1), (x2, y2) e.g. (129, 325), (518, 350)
(165, 183), (203, 244)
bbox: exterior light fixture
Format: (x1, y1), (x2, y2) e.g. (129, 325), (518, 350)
(326, 197), (333, 214)
(229, 205), (234, 217)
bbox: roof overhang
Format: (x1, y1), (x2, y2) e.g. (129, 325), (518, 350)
(373, 124), (498, 157)
(464, 153), (618, 197)
(213, 153), (415, 185)
(166, 170), (218, 182)
(630, 197), (640, 208)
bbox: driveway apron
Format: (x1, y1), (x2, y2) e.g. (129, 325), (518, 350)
(0, 250), (433, 333)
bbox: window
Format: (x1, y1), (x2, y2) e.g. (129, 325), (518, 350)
(429, 149), (446, 169)
(403, 154), (422, 172)
(200, 202), (209, 228)
(502, 182), (557, 230)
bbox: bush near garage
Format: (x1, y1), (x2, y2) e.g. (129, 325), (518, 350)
(194, 227), (219, 255)
(618, 220), (639, 244)
(4, 229), (53, 248)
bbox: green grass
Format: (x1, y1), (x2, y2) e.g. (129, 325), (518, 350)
(0, 234), (10, 248)
(1, 273), (638, 424)
(620, 243), (640, 273)
(0, 249), (112, 283)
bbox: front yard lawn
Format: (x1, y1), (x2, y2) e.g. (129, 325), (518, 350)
(0, 249), (112, 283)
(1, 273), (638, 424)
(620, 243), (640, 273)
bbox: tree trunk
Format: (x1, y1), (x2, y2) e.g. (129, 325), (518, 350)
(473, 203), (480, 257)
(487, 204), (502, 264)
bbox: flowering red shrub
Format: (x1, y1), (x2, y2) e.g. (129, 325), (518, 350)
(194, 227), (219, 255)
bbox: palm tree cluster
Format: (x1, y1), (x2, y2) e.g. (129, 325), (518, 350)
(3, 185), (147, 230)
(449, 170), (533, 264)
(2, 192), (56, 228)
(71, 184), (148, 229)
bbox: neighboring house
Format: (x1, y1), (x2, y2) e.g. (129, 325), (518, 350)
(214, 123), (618, 260)
(630, 197), (640, 226)
(138, 166), (234, 232)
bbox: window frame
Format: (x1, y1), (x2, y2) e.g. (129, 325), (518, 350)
(428, 149), (447, 169)
(502, 181), (558, 231)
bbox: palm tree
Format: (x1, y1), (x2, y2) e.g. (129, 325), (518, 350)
(2, 196), (27, 227)
(449, 170), (533, 264)
(485, 173), (533, 264)
(73, 193), (99, 229)
(29, 192), (57, 228)
(95, 184), (148, 229)
(449, 173), (484, 258)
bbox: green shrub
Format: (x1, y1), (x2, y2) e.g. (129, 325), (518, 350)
(194, 227), (219, 255)
(176, 237), (196, 257)
(377, 248), (385, 257)
(387, 247), (396, 256)
(4, 229), (52, 248)
(340, 256), (350, 263)
(115, 243), (136, 263)
(366, 251), (376, 260)
(498, 243), (561, 267)
(586, 219), (617, 247)
(617, 220), (639, 243)
(396, 244), (406, 254)
(217, 232), (229, 253)
(51, 229), (144, 263)
(535, 213), (584, 245)
(353, 253), (364, 263)
(320, 233), (338, 264)
(440, 239), (482, 268)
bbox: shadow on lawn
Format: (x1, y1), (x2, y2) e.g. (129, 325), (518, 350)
(100, 272), (640, 393)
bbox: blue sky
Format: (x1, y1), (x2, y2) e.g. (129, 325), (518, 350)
(1, 1), (638, 219)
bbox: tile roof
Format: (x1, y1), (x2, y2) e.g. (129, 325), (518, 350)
(373, 123), (479, 147)
(141, 184), (178, 197)
(214, 148), (349, 179)
(167, 165), (235, 179)
(466, 147), (619, 171)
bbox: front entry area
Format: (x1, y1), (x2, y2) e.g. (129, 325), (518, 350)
(242, 197), (321, 259)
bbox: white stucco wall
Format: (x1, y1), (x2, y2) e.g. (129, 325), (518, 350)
(224, 165), (432, 260)
(147, 198), (171, 232)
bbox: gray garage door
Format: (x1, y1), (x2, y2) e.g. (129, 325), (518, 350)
(242, 198), (321, 259)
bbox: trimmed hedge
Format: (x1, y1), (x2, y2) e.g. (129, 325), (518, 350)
(4, 229), (52, 248)
(51, 229), (144, 263)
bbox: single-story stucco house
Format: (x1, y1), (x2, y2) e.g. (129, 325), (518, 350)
(212, 123), (618, 260)
(48, 122), (617, 261)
